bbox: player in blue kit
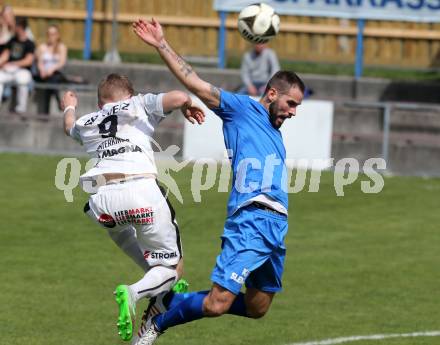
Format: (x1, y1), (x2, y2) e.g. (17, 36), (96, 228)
(132, 18), (305, 345)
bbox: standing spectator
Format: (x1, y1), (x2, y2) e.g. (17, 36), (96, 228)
(240, 43), (280, 96)
(35, 24), (67, 114)
(0, 16), (35, 114)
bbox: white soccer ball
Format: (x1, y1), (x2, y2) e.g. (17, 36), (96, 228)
(237, 3), (280, 44)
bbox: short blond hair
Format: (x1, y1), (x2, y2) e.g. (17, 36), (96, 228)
(98, 74), (134, 104)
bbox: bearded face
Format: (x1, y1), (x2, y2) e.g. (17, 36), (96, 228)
(267, 86), (304, 129)
(268, 100), (284, 129)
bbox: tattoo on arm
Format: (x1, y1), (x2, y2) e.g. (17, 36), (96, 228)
(159, 42), (193, 78)
(210, 84), (220, 99)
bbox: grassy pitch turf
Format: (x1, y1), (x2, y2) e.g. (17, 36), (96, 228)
(0, 152), (439, 345)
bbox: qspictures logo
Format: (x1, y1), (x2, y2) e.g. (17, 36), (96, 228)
(54, 140), (386, 203)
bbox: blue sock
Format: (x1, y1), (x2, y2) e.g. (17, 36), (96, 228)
(154, 291), (248, 331)
(227, 292), (247, 317)
(163, 290), (209, 309)
(154, 291), (206, 331)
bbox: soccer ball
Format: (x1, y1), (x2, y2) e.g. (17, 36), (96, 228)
(237, 3), (280, 44)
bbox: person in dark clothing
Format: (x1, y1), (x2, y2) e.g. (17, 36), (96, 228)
(0, 16), (34, 114)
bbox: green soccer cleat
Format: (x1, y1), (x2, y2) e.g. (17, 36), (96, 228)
(172, 278), (189, 293)
(114, 285), (136, 341)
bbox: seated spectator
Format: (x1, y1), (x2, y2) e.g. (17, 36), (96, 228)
(0, 5), (15, 49)
(34, 24), (67, 114)
(0, 5), (16, 100)
(239, 43), (280, 96)
(0, 5), (34, 47)
(0, 16), (35, 114)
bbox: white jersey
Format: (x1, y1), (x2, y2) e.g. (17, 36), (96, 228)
(70, 93), (168, 189)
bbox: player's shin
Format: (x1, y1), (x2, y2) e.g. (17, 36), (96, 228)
(152, 291), (248, 332)
(153, 291), (206, 332)
(130, 265), (178, 301)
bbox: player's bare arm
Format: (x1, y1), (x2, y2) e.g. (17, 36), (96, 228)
(162, 90), (205, 125)
(62, 90), (78, 135)
(132, 18), (220, 109)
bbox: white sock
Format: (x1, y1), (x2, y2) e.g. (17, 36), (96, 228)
(107, 227), (150, 272)
(129, 265), (177, 302)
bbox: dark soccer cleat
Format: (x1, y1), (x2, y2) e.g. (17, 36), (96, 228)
(135, 322), (162, 345)
(131, 279), (189, 344)
(131, 293), (166, 344)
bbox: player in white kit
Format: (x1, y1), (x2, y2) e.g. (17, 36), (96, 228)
(62, 74), (204, 342)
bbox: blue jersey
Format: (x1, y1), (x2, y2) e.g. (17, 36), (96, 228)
(212, 90), (288, 216)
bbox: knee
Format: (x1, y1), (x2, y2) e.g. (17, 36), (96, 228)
(246, 303), (270, 319)
(203, 298), (230, 317)
(16, 70), (32, 84)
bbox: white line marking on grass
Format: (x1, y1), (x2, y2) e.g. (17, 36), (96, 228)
(288, 331), (440, 345)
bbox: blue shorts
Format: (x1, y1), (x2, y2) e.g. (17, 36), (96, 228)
(211, 204), (288, 295)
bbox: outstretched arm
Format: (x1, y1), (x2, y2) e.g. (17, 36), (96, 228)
(133, 19), (220, 109)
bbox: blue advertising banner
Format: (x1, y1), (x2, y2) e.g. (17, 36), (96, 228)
(214, 0), (440, 22)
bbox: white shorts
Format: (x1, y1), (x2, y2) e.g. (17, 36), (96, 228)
(84, 177), (182, 267)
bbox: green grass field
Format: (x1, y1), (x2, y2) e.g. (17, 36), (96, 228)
(0, 153), (439, 345)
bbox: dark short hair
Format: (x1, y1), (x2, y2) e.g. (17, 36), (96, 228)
(263, 71), (306, 96)
(98, 74), (134, 103)
(15, 17), (28, 29)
